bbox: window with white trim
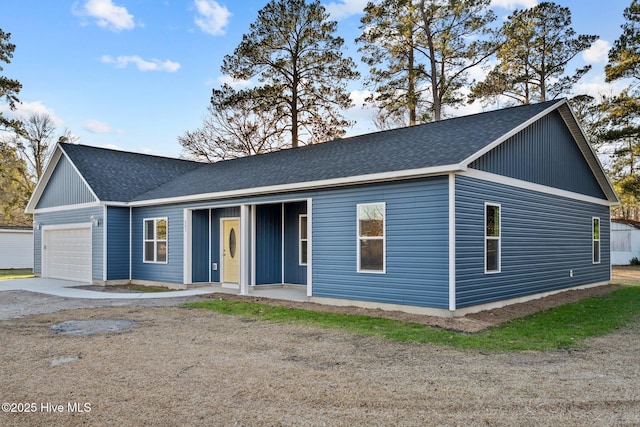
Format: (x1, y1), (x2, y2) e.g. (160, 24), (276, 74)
(357, 203), (385, 273)
(144, 218), (167, 263)
(593, 217), (600, 264)
(299, 214), (308, 266)
(485, 203), (501, 273)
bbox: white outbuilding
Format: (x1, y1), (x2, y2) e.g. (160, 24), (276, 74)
(611, 219), (640, 265)
(0, 226), (34, 269)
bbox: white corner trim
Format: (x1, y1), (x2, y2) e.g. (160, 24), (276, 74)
(448, 173), (456, 312)
(306, 198), (313, 297)
(461, 169), (614, 206)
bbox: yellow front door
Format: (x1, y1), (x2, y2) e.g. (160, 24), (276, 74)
(222, 219), (240, 284)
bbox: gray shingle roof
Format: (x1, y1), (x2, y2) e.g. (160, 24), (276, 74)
(60, 100), (575, 204)
(131, 100), (559, 202)
(60, 143), (203, 202)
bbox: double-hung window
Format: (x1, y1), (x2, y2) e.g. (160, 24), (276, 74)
(357, 203), (385, 273)
(485, 203), (501, 273)
(299, 214), (308, 266)
(144, 218), (168, 263)
(593, 217), (600, 264)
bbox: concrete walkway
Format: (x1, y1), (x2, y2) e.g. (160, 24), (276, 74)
(0, 278), (220, 299)
(0, 278), (308, 302)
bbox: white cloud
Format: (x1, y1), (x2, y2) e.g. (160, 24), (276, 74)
(215, 75), (251, 88)
(0, 100), (64, 126)
(571, 73), (627, 99)
(84, 119), (124, 134)
(583, 39), (611, 64)
(324, 0), (368, 20)
(194, 0), (231, 36)
(490, 0), (537, 9)
(73, 0), (135, 32)
(101, 55), (181, 72)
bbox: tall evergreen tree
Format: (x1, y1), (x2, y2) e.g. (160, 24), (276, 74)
(358, 0), (497, 125)
(603, 1), (640, 219)
(418, 0), (498, 121)
(0, 29), (22, 134)
(221, 0), (359, 148)
(357, 0), (426, 126)
(470, 2), (597, 105)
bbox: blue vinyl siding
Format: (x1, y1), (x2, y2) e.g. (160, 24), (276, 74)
(191, 210), (210, 282)
(33, 206), (104, 280)
(470, 111), (606, 199)
(106, 206), (130, 280)
(255, 204), (282, 284)
(37, 155), (96, 209)
(455, 175), (610, 308)
(284, 202), (307, 285)
(132, 205), (185, 283)
(312, 178), (450, 308)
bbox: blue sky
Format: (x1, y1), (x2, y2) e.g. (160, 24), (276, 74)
(1, 0), (632, 158)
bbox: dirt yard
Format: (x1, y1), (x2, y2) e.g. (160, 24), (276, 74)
(0, 269), (638, 426)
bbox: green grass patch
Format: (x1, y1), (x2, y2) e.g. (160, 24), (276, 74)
(0, 269), (34, 280)
(186, 284), (640, 351)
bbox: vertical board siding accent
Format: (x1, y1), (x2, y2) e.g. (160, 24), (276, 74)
(284, 202), (307, 285)
(33, 206), (104, 280)
(470, 111), (606, 199)
(191, 210), (210, 282)
(456, 175), (610, 308)
(255, 204), (282, 285)
(36, 156), (96, 209)
(312, 178), (450, 308)
(106, 206), (130, 280)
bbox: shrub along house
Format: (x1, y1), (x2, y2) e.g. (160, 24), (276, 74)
(25, 99), (618, 316)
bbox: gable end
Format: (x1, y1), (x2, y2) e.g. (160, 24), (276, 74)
(34, 151), (98, 210)
(469, 110), (607, 199)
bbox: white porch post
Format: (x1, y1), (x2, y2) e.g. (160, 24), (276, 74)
(306, 198), (312, 297)
(240, 204), (250, 296)
(251, 204), (256, 287)
(183, 209), (192, 285)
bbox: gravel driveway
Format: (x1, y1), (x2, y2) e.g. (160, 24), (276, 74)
(0, 272), (638, 426)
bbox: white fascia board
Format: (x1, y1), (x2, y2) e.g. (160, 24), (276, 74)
(462, 169), (615, 206)
(0, 229), (33, 234)
(128, 164), (464, 207)
(459, 100), (566, 167)
(31, 201), (102, 214)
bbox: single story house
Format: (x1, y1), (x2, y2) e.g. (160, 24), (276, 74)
(25, 99), (619, 316)
(0, 226), (34, 269)
(611, 219), (640, 265)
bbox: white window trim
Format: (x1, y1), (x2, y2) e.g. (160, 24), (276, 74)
(357, 202), (386, 274)
(299, 214), (308, 266)
(143, 217), (168, 264)
(484, 202), (501, 274)
(593, 217), (601, 264)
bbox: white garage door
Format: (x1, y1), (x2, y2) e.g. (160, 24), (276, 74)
(43, 226), (92, 283)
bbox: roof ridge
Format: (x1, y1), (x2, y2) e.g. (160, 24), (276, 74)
(59, 142), (204, 165)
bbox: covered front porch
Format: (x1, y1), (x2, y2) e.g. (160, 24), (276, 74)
(184, 199), (312, 297)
